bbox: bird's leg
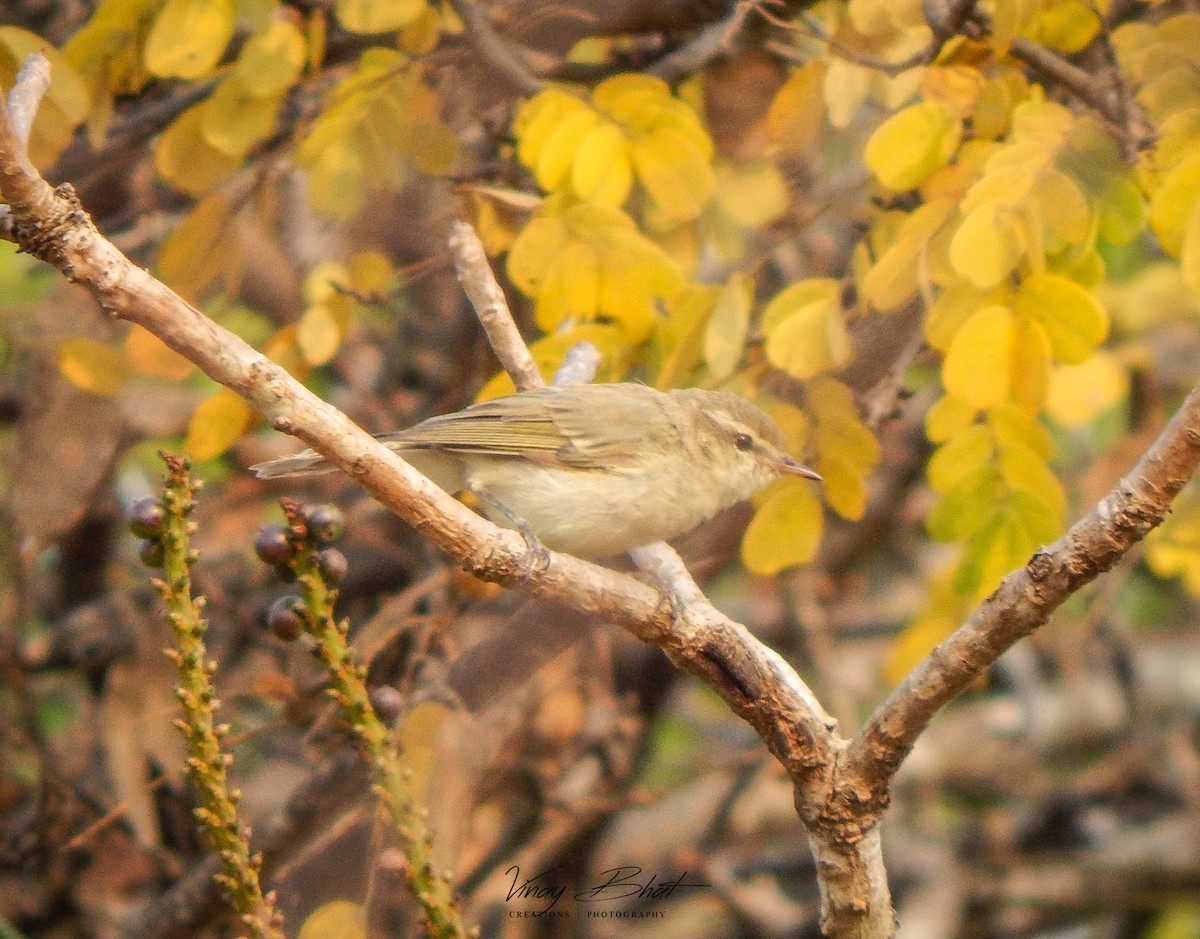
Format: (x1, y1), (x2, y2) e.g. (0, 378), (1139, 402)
(467, 485), (551, 576)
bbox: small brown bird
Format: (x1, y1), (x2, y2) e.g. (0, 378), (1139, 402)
(252, 383), (820, 558)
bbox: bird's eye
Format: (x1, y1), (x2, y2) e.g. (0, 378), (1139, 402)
(733, 432), (754, 451)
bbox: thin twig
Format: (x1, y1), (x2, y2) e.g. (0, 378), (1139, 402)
(447, 220), (543, 392)
(5, 54), (49, 149)
(443, 0), (544, 95)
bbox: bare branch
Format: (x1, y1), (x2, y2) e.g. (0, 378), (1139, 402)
(846, 384), (1200, 791)
(6, 53), (50, 150)
(443, 0), (545, 95)
(447, 219), (544, 392)
(552, 340), (602, 386)
(1006, 35), (1156, 154)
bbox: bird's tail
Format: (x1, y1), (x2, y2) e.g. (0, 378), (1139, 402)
(250, 449), (336, 479)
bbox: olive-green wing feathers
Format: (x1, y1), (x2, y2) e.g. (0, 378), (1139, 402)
(382, 384), (677, 469)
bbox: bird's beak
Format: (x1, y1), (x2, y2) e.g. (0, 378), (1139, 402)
(776, 455), (822, 481)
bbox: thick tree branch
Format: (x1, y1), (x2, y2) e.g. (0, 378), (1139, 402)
(846, 384), (1200, 793)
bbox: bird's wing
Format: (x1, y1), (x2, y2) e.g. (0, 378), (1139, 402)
(382, 384), (671, 469)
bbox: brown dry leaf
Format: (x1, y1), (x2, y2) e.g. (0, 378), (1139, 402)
(12, 285), (123, 544)
(97, 620), (186, 850)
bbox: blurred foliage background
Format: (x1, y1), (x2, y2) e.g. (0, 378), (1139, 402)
(2, 0), (1200, 936)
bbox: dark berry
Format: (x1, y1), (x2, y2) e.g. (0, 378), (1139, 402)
(254, 524), (294, 566)
(369, 685), (404, 722)
(315, 548), (348, 585)
(301, 504), (344, 545)
(138, 538), (165, 568)
(128, 498), (167, 538)
(267, 596), (306, 641)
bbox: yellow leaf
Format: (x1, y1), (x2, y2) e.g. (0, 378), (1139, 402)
(591, 73), (672, 115)
(824, 58), (871, 129)
(1097, 176), (1146, 245)
(766, 60), (827, 155)
(884, 569), (967, 685)
(713, 158), (788, 228)
(200, 76), (282, 156)
(742, 480), (823, 574)
(535, 107), (602, 192)
(927, 466), (1003, 541)
(348, 251), (394, 291)
(296, 304), (343, 365)
(302, 135), (366, 217)
(950, 203), (1027, 288)
(942, 305), (1016, 409)
(760, 278), (840, 333)
(1149, 152), (1200, 256)
(535, 241), (600, 330)
(925, 394), (976, 442)
(861, 198), (956, 311)
(395, 700), (450, 797)
(335, 0), (426, 33)
(0, 28), (89, 167)
(922, 66), (985, 113)
(1010, 314), (1052, 413)
(632, 127), (716, 222)
(988, 404), (1054, 458)
(144, 0), (236, 79)
(928, 424), (994, 493)
(926, 468), (1003, 545)
(973, 76), (1017, 141)
(124, 325), (194, 381)
(154, 103), (242, 195)
(924, 280), (1009, 350)
(58, 338), (128, 397)
(571, 122), (633, 206)
(1014, 272), (1108, 363)
(234, 20), (306, 96)
(303, 262), (350, 305)
(506, 212), (570, 296)
(1146, 490), (1200, 596)
(757, 396), (811, 455)
(652, 285), (719, 389)
(1022, 0), (1100, 53)
(703, 273), (752, 380)
(764, 294), (851, 380)
(1000, 440), (1065, 518)
(1046, 352), (1130, 426)
(158, 194), (239, 303)
(400, 4), (443, 54)
(817, 449), (871, 520)
(864, 101), (962, 192)
(184, 389), (255, 460)
(298, 900), (367, 939)
(515, 90), (587, 170)
(1182, 199), (1200, 294)
(1036, 168), (1091, 244)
